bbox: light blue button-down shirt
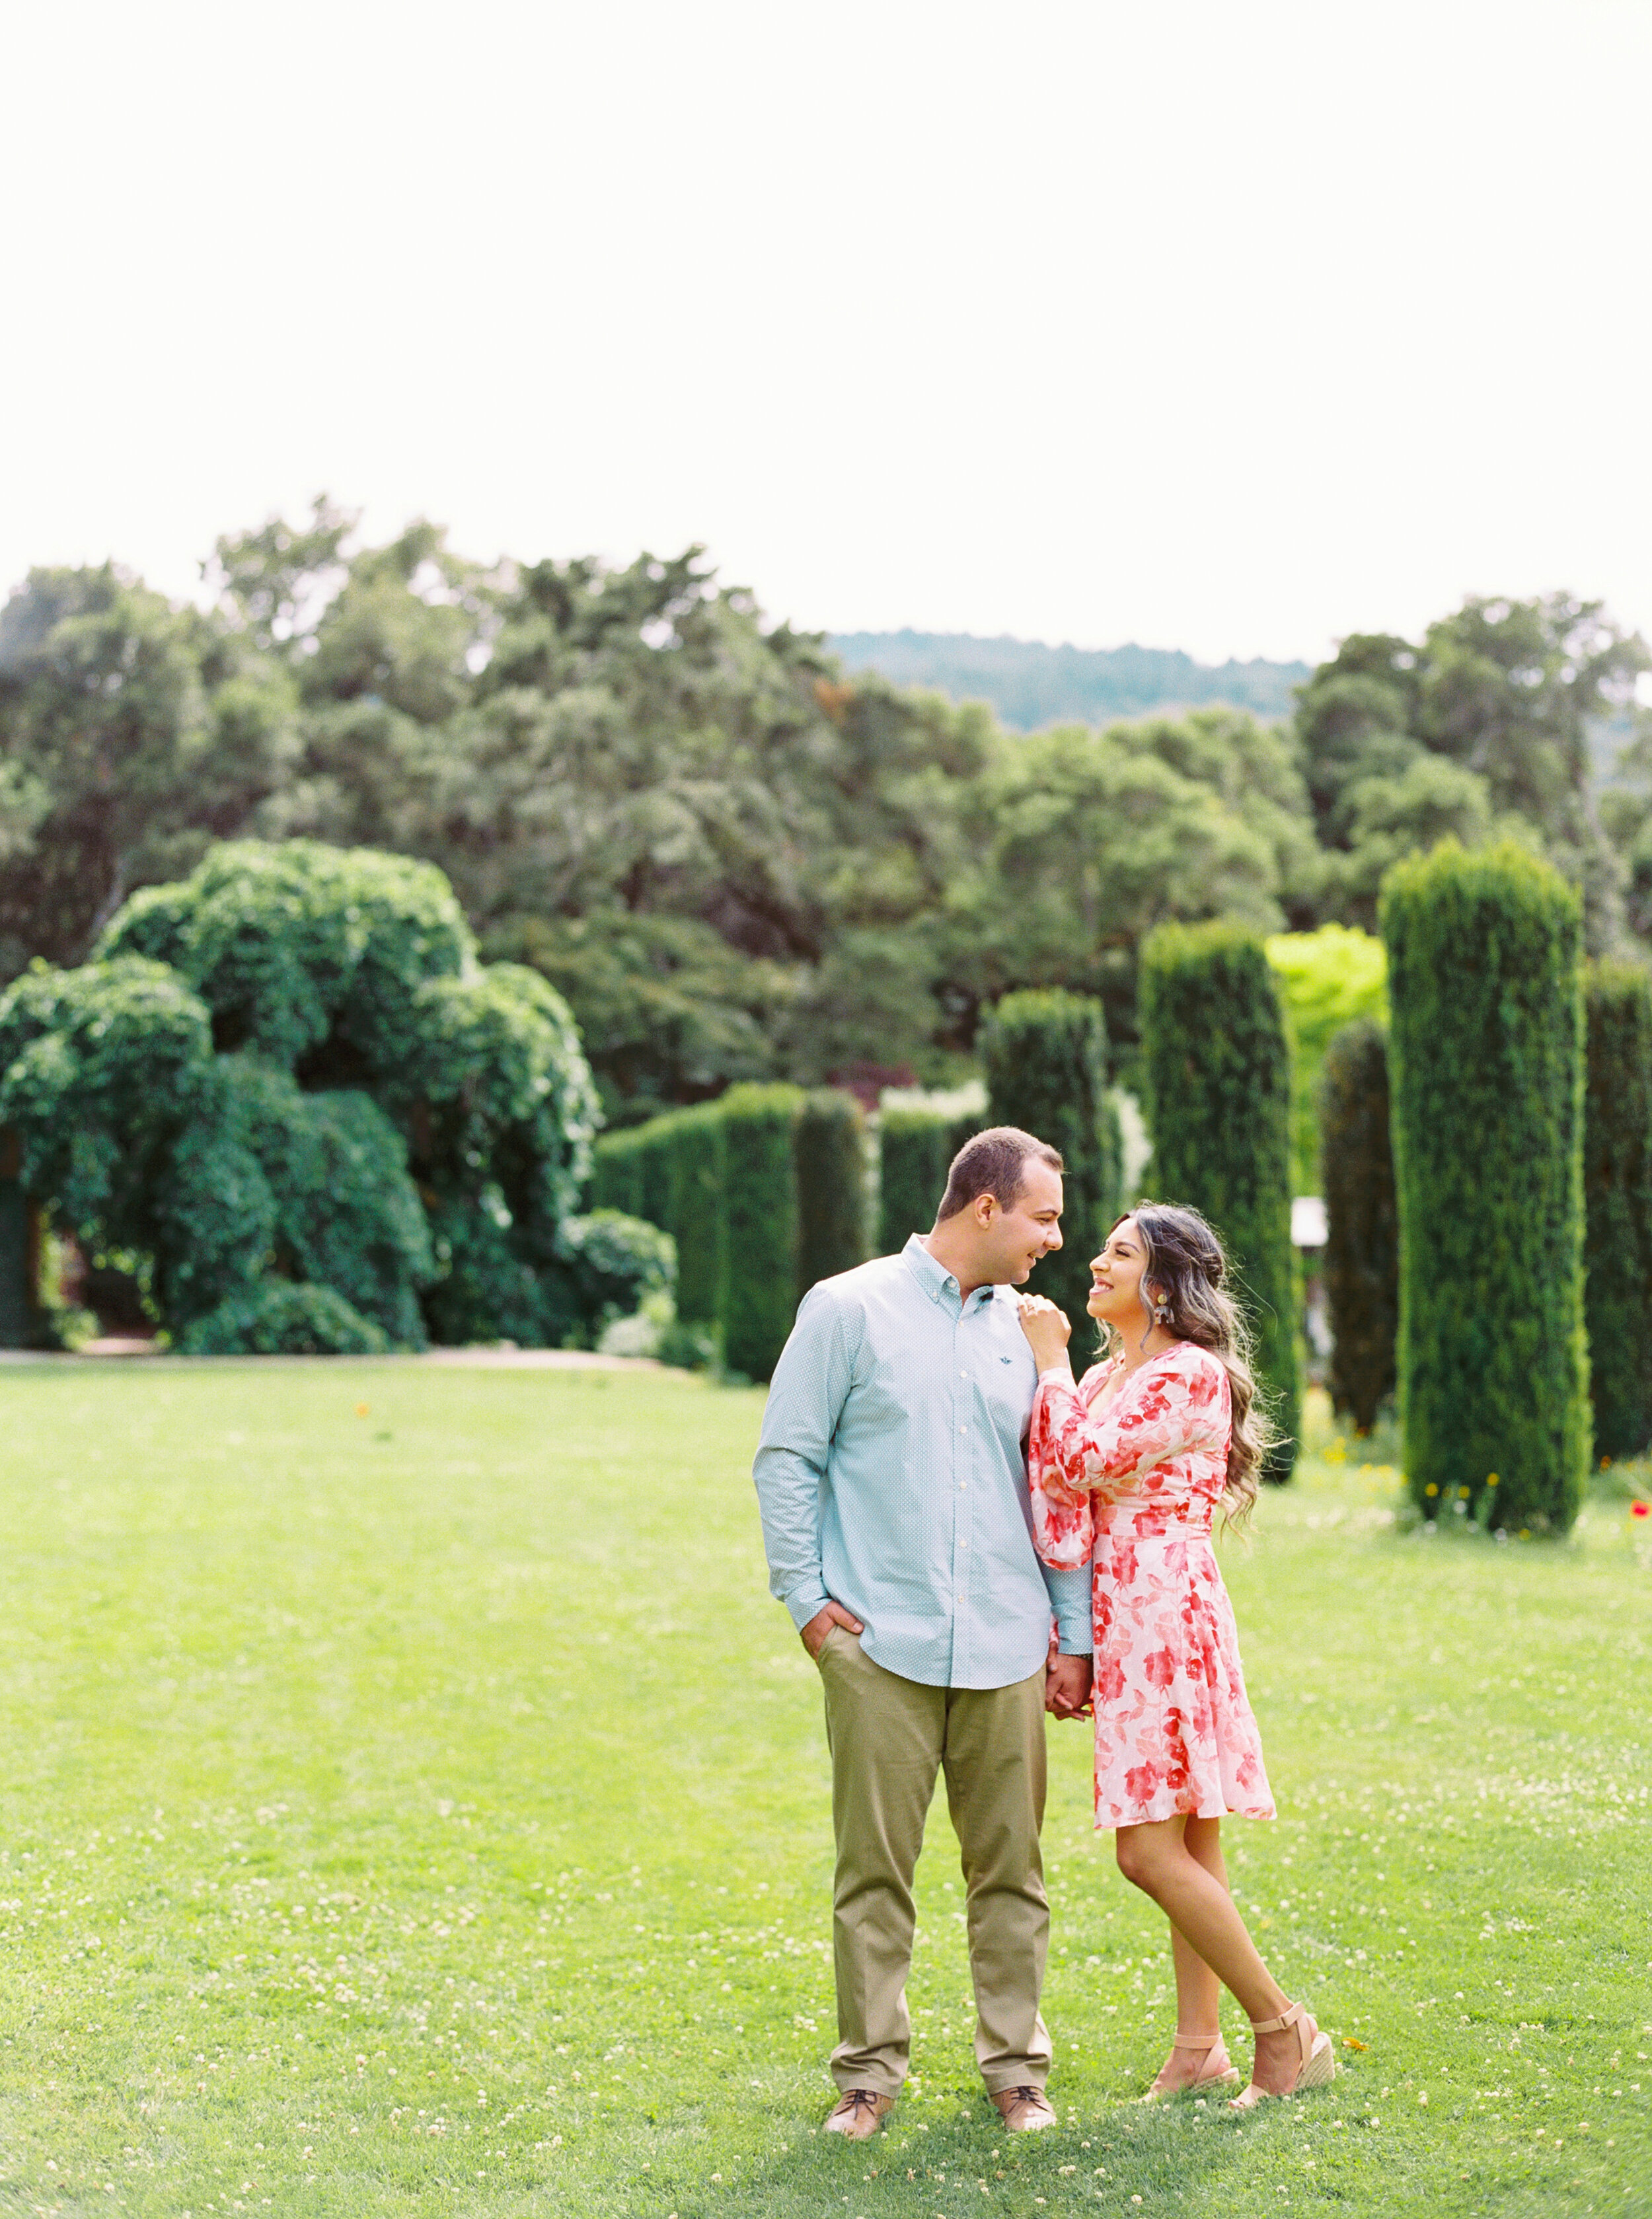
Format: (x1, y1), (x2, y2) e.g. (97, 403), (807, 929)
(752, 1234), (1094, 1690)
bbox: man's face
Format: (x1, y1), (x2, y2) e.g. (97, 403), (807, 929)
(979, 1159), (1064, 1285)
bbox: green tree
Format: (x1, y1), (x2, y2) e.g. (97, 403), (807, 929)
(1582, 963), (1652, 1458)
(1139, 923), (1300, 1480)
(878, 1108), (973, 1254)
(718, 1083), (804, 1381)
(0, 841), (618, 1353)
(795, 1089), (868, 1294)
(0, 565), (295, 975)
(1317, 1018), (1398, 1431)
(1265, 924), (1388, 1191)
(1381, 841), (1589, 1532)
(981, 990), (1121, 1339)
(1300, 598), (1648, 954)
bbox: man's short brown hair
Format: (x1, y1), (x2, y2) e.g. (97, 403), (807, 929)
(936, 1126), (1064, 1222)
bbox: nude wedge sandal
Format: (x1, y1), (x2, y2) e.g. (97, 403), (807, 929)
(1228, 2001), (1335, 2110)
(1137, 2029), (1242, 2103)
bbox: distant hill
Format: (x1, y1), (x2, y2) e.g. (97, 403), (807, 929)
(829, 629), (1311, 731)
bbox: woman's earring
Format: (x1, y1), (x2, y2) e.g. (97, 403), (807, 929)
(1152, 1291), (1172, 1326)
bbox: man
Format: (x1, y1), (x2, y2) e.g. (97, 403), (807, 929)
(752, 1126), (1094, 2142)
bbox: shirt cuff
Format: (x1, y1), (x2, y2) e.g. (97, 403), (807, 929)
(783, 1578), (832, 1632)
(1045, 1563), (1094, 1655)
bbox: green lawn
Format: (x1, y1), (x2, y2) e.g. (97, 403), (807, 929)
(1, 1360), (1648, 2219)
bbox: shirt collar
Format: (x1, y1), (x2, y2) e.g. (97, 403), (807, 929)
(902, 1233), (999, 1311)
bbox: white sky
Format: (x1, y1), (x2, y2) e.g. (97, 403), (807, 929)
(3, 0), (1649, 666)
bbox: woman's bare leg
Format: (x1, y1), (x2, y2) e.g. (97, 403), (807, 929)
(1117, 1818), (1314, 2095)
(1145, 1817), (1230, 2091)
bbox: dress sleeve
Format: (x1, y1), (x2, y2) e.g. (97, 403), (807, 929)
(1026, 1376), (1098, 1568)
(1030, 1348), (1228, 1536)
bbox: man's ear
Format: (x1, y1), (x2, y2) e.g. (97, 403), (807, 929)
(973, 1191), (998, 1229)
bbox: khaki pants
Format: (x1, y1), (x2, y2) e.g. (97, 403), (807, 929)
(815, 1625), (1052, 2096)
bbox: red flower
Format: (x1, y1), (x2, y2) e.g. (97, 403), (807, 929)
(1125, 1762), (1162, 1802)
(1632, 1500), (1650, 1521)
(1143, 1647), (1177, 1690)
(1095, 1658), (1127, 1704)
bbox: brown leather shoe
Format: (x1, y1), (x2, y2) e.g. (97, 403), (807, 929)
(823, 2087), (895, 2140)
(991, 2084), (1057, 2132)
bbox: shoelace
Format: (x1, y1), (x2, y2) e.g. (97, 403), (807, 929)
(1001, 2086), (1047, 2112)
(837, 2089), (884, 2121)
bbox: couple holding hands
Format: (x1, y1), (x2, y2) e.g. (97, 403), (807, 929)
(752, 1126), (1334, 2139)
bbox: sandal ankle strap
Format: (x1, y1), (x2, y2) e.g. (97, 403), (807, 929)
(1247, 2002), (1303, 2036)
(1171, 2031), (1225, 2049)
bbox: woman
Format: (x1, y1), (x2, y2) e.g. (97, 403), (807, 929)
(1016, 1203), (1333, 2109)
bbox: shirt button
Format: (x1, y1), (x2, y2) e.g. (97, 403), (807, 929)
(959, 1481), (967, 1491)
(959, 1369), (967, 1379)
(959, 1423), (967, 1433)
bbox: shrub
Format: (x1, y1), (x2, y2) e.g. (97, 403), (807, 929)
(718, 1082), (804, 1380)
(1381, 841), (1589, 1532)
(1139, 922), (1300, 1480)
(878, 1108), (954, 1254)
(1583, 962), (1652, 1458)
(665, 1106), (724, 1325)
(163, 1055), (434, 1345)
(982, 989), (1121, 1337)
(178, 1281), (389, 1356)
(556, 1210), (676, 1341)
(1318, 1016), (1398, 1431)
(796, 1089), (868, 1293)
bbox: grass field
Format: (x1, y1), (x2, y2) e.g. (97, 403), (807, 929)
(0, 1359), (1649, 2219)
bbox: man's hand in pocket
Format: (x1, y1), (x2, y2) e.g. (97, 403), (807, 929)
(800, 1600), (864, 1660)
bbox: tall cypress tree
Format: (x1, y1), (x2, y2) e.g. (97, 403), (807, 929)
(1381, 841), (1589, 1532)
(717, 1082), (803, 1381)
(795, 1088), (868, 1295)
(1583, 962), (1652, 1459)
(1318, 1016), (1398, 1432)
(665, 1105), (724, 1326)
(982, 989), (1121, 1341)
(1139, 924), (1300, 1480)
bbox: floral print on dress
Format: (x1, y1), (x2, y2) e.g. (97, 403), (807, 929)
(1030, 1341), (1275, 1831)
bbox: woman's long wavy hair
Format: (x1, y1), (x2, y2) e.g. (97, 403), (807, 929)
(1100, 1201), (1271, 1528)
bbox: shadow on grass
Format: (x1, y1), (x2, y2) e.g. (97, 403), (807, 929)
(641, 2084), (1259, 2218)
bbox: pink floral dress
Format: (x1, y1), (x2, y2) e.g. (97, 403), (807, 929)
(1030, 1342), (1275, 1830)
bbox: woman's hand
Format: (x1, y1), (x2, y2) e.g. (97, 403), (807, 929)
(1016, 1293), (1072, 1373)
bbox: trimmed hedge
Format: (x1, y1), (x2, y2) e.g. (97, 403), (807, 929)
(666, 1106), (725, 1324)
(983, 989), (1121, 1338)
(589, 1086), (863, 1358)
(1139, 922), (1300, 1481)
(1318, 1016), (1398, 1432)
(590, 1126), (646, 1216)
(879, 1108), (961, 1253)
(1381, 841), (1589, 1532)
(718, 1082), (804, 1380)
(1583, 962), (1652, 1459)
(796, 1089), (868, 1293)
